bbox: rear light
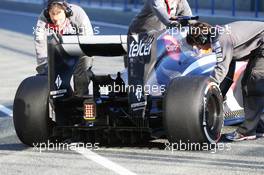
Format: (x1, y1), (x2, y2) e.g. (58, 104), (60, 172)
(84, 102), (96, 120)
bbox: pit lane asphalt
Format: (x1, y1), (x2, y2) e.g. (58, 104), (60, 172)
(0, 10), (264, 175)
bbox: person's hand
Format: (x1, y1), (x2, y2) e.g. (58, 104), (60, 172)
(169, 16), (178, 20)
(169, 16), (189, 26)
(168, 21), (180, 28)
(36, 62), (48, 75)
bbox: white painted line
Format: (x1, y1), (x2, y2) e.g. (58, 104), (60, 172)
(0, 105), (136, 174)
(0, 104), (13, 117)
(71, 146), (137, 175)
(0, 9), (128, 29)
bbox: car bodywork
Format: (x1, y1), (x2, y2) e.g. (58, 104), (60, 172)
(44, 26), (245, 143)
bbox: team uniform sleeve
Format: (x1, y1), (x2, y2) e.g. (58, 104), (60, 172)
(74, 6), (94, 36)
(211, 35), (234, 83)
(177, 0), (193, 16)
(34, 11), (48, 65)
(150, 0), (172, 26)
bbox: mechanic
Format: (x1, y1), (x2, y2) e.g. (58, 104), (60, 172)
(34, 0), (93, 96)
(186, 21), (264, 141)
(124, 0), (192, 67)
(128, 0), (192, 34)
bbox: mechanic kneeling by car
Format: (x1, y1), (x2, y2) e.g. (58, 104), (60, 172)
(34, 0), (94, 96)
(186, 21), (264, 141)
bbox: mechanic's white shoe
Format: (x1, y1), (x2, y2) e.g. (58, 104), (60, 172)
(225, 131), (256, 141)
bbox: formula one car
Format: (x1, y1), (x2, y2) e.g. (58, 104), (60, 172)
(13, 17), (246, 146)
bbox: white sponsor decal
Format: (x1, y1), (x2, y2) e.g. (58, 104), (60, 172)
(52, 94), (65, 99)
(135, 87), (143, 101)
(131, 101), (147, 108)
(55, 75), (62, 89)
(128, 40), (152, 58)
(50, 89), (67, 96)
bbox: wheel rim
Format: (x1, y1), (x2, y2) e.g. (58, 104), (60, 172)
(204, 94), (222, 142)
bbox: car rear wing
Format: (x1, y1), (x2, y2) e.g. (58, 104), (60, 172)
(47, 34), (127, 100)
(59, 35), (127, 57)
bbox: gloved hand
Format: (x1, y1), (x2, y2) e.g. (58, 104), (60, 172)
(36, 62), (48, 75)
(169, 16), (189, 27)
(168, 21), (180, 28)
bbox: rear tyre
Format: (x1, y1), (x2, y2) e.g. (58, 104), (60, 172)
(164, 76), (223, 147)
(13, 75), (54, 146)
